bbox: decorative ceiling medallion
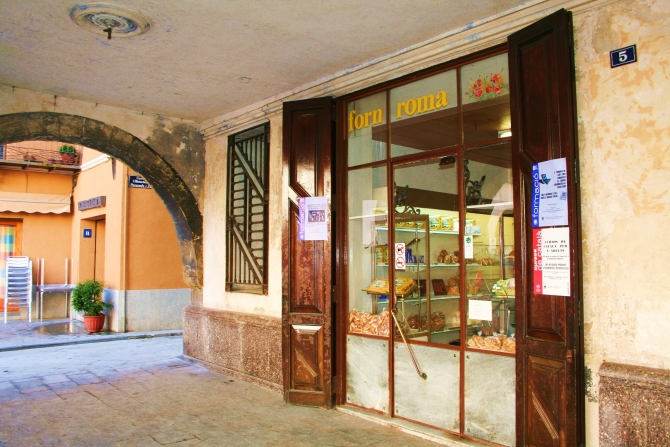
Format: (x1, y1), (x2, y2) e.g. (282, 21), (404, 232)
(70, 3), (152, 39)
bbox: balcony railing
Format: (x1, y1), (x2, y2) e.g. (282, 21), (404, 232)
(0, 145), (82, 166)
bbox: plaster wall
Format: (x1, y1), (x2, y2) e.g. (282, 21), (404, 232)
(0, 85), (205, 206)
(573, 1), (670, 445)
(202, 115), (283, 318)
(126, 168), (184, 290)
(0, 170), (73, 285)
(72, 148), (125, 290)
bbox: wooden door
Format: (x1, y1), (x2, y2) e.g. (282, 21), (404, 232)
(94, 220), (106, 282)
(282, 97), (334, 407)
(508, 9), (584, 447)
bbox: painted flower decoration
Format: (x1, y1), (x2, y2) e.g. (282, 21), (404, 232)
(467, 71), (507, 102)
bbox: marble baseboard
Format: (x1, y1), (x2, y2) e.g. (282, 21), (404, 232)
(183, 306), (282, 391)
(599, 362), (670, 447)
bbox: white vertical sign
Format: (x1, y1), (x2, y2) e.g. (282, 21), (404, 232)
(531, 158), (569, 228)
(540, 227), (571, 296)
(464, 235), (474, 259)
(302, 196), (329, 241)
(395, 243), (406, 270)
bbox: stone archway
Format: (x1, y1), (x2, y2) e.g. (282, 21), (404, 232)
(0, 111), (202, 289)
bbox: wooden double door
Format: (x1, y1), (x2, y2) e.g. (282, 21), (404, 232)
(281, 9), (584, 446)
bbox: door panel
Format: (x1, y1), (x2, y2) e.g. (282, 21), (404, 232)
(282, 97), (334, 407)
(527, 354), (564, 447)
(509, 9), (584, 446)
(289, 201), (324, 314)
(290, 324), (324, 390)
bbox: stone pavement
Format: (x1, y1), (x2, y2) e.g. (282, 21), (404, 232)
(0, 319), (182, 352)
(0, 336), (446, 447)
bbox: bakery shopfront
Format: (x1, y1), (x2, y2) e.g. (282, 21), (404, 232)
(281, 9), (584, 447)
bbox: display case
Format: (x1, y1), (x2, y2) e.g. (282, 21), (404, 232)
(350, 207), (516, 353)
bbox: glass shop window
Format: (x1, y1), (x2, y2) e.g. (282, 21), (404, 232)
(347, 92), (387, 167)
(390, 69), (459, 157)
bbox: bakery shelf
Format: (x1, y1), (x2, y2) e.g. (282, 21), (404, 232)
(375, 262), (498, 269)
(375, 225), (479, 236)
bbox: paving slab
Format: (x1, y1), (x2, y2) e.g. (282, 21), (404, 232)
(0, 336), (450, 447)
(0, 318), (182, 352)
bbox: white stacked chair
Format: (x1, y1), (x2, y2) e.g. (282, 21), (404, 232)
(4, 256), (32, 323)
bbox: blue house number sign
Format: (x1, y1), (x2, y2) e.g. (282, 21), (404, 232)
(83, 229), (92, 238)
(610, 44), (637, 68)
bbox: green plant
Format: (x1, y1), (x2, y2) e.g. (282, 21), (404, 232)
(71, 279), (113, 316)
(59, 144), (76, 154)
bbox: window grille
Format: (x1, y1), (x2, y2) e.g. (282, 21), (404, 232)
(226, 123), (270, 293)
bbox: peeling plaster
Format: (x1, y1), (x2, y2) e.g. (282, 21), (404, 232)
(146, 120), (205, 204)
(574, 8), (670, 444)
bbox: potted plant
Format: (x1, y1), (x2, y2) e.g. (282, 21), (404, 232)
(71, 279), (113, 333)
(59, 144), (77, 165)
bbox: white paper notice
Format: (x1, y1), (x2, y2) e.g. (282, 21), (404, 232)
(468, 300), (492, 321)
(540, 227), (571, 296)
(532, 158), (569, 228)
(464, 235), (474, 259)
(303, 196), (329, 241)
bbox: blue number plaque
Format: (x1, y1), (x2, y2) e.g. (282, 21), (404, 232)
(610, 45), (637, 68)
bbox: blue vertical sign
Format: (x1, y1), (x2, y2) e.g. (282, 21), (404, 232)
(83, 229), (93, 238)
(531, 164), (541, 228)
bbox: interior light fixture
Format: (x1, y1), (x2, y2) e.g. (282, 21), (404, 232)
(498, 129), (512, 138)
(70, 3), (152, 40)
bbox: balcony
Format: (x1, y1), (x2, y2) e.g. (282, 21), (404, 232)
(0, 143), (82, 174)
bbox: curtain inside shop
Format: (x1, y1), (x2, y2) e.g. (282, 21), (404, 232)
(0, 225), (19, 312)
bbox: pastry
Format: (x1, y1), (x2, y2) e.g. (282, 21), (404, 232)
(501, 337), (516, 352)
(482, 336), (502, 350)
(447, 286), (459, 295)
(431, 312), (446, 331)
(447, 277), (459, 287)
(407, 314), (420, 329)
(467, 335), (486, 349)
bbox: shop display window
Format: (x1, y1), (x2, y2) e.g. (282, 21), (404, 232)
(347, 166), (389, 336)
(347, 92), (387, 167)
(460, 54), (511, 144)
(343, 50), (516, 447)
(390, 70), (459, 157)
(389, 158), (461, 346)
(463, 142), (515, 353)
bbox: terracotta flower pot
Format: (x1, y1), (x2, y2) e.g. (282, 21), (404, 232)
(83, 315), (106, 334)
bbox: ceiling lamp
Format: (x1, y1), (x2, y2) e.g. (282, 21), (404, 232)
(70, 3), (152, 40)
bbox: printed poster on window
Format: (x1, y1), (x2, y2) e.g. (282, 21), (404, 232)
(532, 227), (571, 296)
(298, 196), (329, 241)
(531, 158), (568, 228)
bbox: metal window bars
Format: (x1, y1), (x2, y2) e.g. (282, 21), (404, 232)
(4, 256), (33, 323)
(226, 123), (270, 293)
